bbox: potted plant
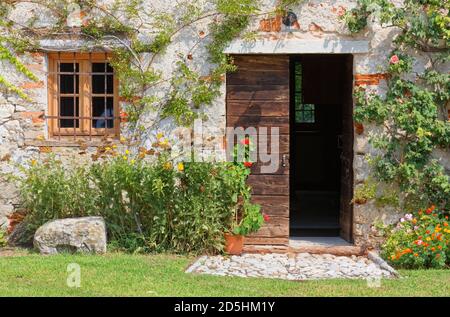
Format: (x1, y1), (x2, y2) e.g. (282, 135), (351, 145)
(224, 136), (270, 255)
(225, 202), (269, 255)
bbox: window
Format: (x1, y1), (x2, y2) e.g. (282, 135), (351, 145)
(47, 53), (119, 138)
(293, 61), (315, 124)
(295, 103), (315, 123)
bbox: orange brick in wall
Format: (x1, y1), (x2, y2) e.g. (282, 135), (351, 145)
(354, 73), (388, 86)
(259, 16), (282, 32)
(20, 111), (45, 124)
(19, 81), (44, 89)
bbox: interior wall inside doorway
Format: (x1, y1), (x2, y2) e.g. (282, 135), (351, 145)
(290, 54), (352, 238)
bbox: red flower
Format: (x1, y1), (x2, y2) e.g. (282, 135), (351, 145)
(263, 213), (270, 222)
(119, 111), (128, 122)
(390, 55), (400, 64)
(243, 161), (253, 168)
(426, 208), (432, 215)
(240, 138), (250, 145)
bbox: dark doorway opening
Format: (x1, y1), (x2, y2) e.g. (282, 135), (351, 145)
(289, 54), (354, 241)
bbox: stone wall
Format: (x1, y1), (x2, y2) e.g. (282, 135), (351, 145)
(0, 0), (448, 247)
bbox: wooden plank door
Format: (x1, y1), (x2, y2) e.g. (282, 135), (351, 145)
(226, 55), (290, 246)
(339, 55), (354, 242)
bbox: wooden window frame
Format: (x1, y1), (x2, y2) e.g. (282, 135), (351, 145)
(47, 52), (120, 139)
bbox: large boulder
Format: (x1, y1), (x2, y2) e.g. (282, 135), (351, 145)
(33, 217), (107, 255)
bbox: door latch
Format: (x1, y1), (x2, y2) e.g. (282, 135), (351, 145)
(282, 154), (289, 168)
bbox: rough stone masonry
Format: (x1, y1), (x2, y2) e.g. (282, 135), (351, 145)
(0, 0), (449, 248)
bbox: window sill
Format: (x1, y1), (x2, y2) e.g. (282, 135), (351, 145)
(24, 138), (121, 148)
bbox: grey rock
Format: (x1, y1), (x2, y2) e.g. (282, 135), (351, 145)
(33, 216), (107, 255)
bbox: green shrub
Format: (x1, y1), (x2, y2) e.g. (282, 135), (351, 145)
(12, 148), (261, 254)
(0, 228), (7, 247)
(15, 159), (97, 243)
(381, 205), (450, 269)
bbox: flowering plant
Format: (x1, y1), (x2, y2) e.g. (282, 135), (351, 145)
(382, 205), (450, 268)
(387, 52), (412, 74)
(226, 136), (268, 236)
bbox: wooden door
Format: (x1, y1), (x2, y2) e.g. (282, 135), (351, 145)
(226, 55), (290, 246)
(339, 55), (354, 242)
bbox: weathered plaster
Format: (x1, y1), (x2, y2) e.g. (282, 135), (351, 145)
(224, 38), (370, 54)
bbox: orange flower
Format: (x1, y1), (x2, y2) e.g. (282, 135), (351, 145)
(436, 253), (441, 258)
(431, 247), (435, 251)
(414, 253), (419, 257)
(438, 245), (442, 250)
(444, 222), (448, 227)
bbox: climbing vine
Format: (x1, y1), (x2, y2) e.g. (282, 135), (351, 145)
(343, 0), (450, 211)
(0, 0), (302, 142)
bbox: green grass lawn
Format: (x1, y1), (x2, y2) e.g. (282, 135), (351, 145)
(0, 252), (449, 296)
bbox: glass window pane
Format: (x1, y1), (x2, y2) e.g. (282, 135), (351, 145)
(92, 63), (106, 73)
(295, 104), (315, 123)
(107, 75), (113, 94)
(92, 97), (114, 128)
(92, 74), (106, 94)
(92, 63), (113, 94)
(60, 63), (79, 72)
(59, 63), (79, 94)
(59, 97), (79, 128)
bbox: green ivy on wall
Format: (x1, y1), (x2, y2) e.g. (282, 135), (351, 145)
(343, 0), (450, 211)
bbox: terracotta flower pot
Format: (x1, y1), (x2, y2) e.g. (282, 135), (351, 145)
(224, 233), (244, 255)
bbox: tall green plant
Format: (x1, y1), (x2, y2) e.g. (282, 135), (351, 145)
(12, 150), (260, 254)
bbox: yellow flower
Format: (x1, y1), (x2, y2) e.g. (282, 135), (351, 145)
(164, 162), (172, 170)
(36, 135), (45, 141)
(105, 147), (111, 151)
(426, 237), (431, 241)
(120, 136), (127, 143)
(177, 162), (184, 172)
(112, 144), (117, 149)
(125, 149), (130, 155)
(131, 159), (135, 164)
(31, 159), (37, 166)
(123, 155), (128, 160)
(156, 132), (164, 139)
(160, 139), (168, 146)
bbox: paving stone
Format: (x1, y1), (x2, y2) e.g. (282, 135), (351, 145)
(187, 253), (395, 281)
